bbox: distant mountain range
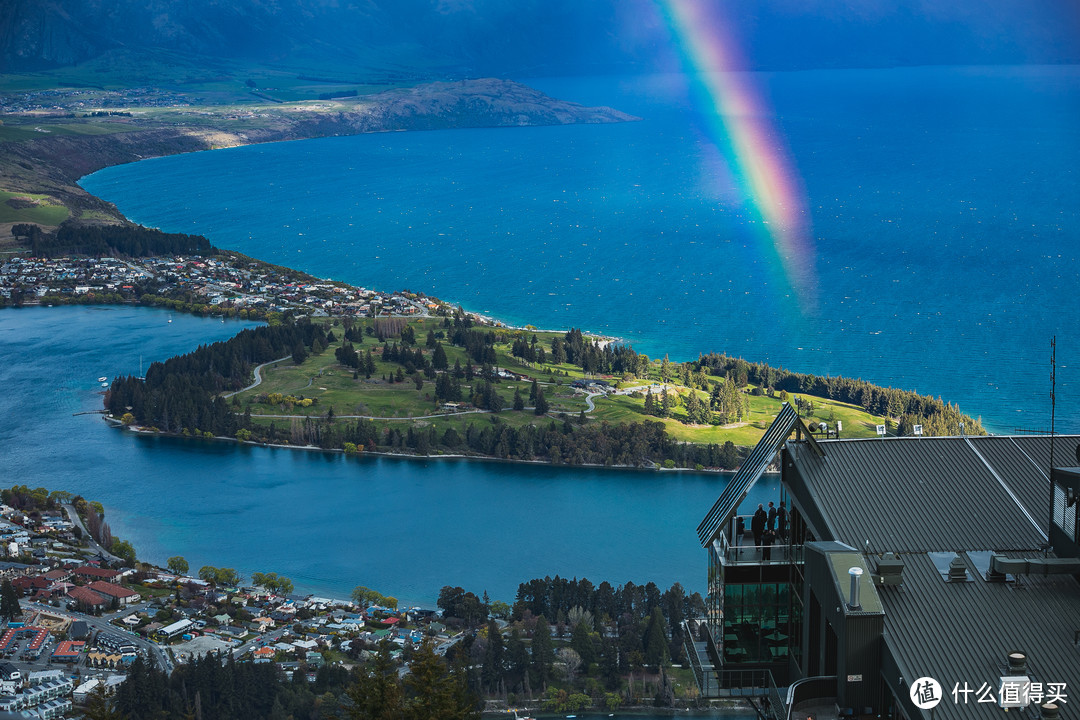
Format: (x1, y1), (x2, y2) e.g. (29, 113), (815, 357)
(2, 0), (1078, 78)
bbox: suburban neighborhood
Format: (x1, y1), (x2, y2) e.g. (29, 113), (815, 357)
(0, 253), (440, 320)
(0, 499), (463, 719)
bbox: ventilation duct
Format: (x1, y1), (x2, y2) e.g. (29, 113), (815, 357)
(990, 554), (1080, 577)
(847, 567), (862, 610)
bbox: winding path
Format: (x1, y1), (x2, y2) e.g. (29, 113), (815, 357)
(62, 504), (124, 564)
(223, 356), (291, 398)
(583, 391), (602, 413)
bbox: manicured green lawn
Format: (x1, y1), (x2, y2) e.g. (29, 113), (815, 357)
(235, 317), (889, 447)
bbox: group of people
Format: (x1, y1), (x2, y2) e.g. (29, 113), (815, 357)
(750, 500), (787, 561)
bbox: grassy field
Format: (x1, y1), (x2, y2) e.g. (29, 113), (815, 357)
(236, 317), (888, 448)
(0, 190), (70, 225)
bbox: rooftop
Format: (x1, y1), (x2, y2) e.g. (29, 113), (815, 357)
(786, 434), (1076, 553)
(784, 432), (1080, 718)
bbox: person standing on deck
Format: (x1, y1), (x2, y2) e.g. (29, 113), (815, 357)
(777, 501), (788, 540)
(767, 501), (777, 530)
(762, 527), (776, 561)
(752, 504), (767, 547)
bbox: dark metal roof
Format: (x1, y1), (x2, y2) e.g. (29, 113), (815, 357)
(786, 433), (1080, 718)
(877, 551), (1080, 719)
(967, 435), (1066, 534)
(786, 435), (1080, 553)
(697, 402), (803, 546)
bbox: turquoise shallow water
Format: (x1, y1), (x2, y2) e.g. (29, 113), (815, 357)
(0, 305), (786, 606)
(81, 66), (1080, 433)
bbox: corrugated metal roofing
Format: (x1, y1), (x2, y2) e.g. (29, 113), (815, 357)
(787, 436), (1079, 553)
(877, 552), (1080, 719)
(968, 435), (1066, 534)
(786, 433), (1080, 717)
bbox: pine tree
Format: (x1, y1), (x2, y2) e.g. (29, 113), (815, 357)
(531, 616), (555, 687)
(482, 619), (504, 693)
(571, 619), (597, 666)
(534, 388), (549, 415)
(347, 640), (404, 720)
(404, 642), (480, 720)
(643, 607), (669, 668)
(0, 580), (21, 622)
(432, 343), (448, 370)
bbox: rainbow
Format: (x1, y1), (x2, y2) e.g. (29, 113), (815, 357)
(658, 0), (817, 311)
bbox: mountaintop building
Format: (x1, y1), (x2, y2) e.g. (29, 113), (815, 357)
(689, 404), (1080, 720)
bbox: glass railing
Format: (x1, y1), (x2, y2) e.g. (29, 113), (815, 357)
(715, 536), (804, 565)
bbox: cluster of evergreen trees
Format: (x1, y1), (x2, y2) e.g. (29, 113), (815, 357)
(247, 413), (743, 469)
(106, 318), (331, 435)
(335, 342), (377, 375)
(549, 328), (647, 377)
(441, 577), (704, 703)
(452, 328), (498, 365)
(696, 353), (984, 434)
(14, 223), (216, 258)
(108, 646), (477, 720)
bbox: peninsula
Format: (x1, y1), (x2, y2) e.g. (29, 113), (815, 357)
(0, 224), (985, 469)
(0, 65), (983, 467)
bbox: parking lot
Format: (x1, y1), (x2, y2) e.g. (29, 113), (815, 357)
(172, 635), (236, 663)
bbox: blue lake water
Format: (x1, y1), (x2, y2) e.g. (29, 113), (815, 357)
(0, 305), (779, 606)
(81, 66), (1080, 433)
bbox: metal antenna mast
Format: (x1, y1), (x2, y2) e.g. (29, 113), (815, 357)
(1049, 336), (1056, 547)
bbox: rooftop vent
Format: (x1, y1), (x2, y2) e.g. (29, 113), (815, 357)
(948, 556), (969, 582)
(847, 567), (863, 610)
(1007, 652), (1027, 675)
(1042, 703), (1060, 719)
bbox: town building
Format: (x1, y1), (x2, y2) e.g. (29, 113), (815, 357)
(690, 404), (1080, 719)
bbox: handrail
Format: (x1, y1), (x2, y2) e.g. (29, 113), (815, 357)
(786, 676), (838, 720)
(698, 403), (800, 546)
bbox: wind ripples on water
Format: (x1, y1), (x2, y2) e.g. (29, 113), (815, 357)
(1, 306), (771, 605)
(79, 67), (1080, 432)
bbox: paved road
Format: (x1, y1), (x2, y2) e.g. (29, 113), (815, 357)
(582, 391), (603, 413)
(23, 600), (174, 675)
(62, 504), (123, 564)
(232, 628), (288, 660)
(223, 356), (291, 398)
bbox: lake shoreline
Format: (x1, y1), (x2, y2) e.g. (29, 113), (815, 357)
(107, 414), (758, 476)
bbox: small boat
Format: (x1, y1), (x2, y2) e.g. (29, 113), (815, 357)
(100, 382), (109, 388)
(97, 377), (107, 382)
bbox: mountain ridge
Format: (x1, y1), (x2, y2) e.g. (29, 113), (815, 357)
(3, 0), (1077, 78)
